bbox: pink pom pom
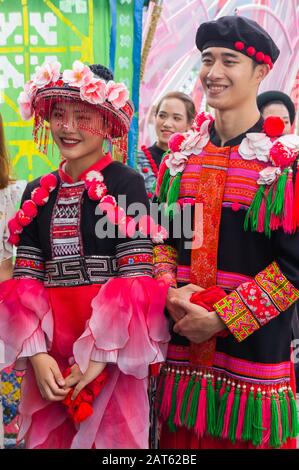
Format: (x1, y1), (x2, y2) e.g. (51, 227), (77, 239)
(22, 199), (38, 217)
(88, 182), (107, 201)
(106, 206), (125, 225)
(100, 195), (117, 207)
(31, 187), (49, 206)
(151, 224), (168, 242)
(138, 215), (155, 235)
(246, 46), (256, 56)
(16, 209), (32, 227)
(8, 217), (23, 234)
(235, 41), (244, 51)
(168, 133), (185, 153)
(256, 51), (265, 62)
(118, 216), (137, 238)
(40, 173), (57, 192)
(8, 233), (20, 246)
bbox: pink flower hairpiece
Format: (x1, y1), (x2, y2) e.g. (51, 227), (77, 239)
(17, 59), (130, 120)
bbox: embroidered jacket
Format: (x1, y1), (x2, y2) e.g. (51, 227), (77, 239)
(154, 117), (299, 448)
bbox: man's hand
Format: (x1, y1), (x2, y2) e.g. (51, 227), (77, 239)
(166, 283), (204, 322)
(173, 299), (226, 343)
(30, 353), (70, 401)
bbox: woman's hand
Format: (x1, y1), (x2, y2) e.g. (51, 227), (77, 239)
(71, 361), (106, 400)
(63, 363), (83, 389)
(30, 353), (70, 401)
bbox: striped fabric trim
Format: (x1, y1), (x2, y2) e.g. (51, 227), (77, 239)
(213, 351), (291, 384)
(13, 246), (45, 281)
(116, 239), (153, 277)
(177, 266), (254, 292)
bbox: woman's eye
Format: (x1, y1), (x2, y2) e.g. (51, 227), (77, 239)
(53, 111), (63, 118)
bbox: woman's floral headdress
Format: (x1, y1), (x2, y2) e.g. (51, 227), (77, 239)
(17, 60), (134, 158)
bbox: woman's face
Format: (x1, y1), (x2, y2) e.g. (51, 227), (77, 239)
(50, 100), (104, 163)
(155, 98), (191, 150)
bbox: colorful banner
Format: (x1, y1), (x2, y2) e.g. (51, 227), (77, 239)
(0, 0), (143, 182)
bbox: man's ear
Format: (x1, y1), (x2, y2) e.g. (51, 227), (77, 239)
(256, 63), (270, 84)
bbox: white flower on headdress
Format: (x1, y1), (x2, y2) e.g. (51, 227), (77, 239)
(63, 60), (93, 88)
(106, 81), (129, 109)
(165, 152), (188, 177)
(17, 91), (33, 120)
(239, 132), (272, 162)
(180, 124), (210, 156)
(80, 78), (107, 104)
(33, 61), (61, 88)
(24, 80), (37, 98)
(257, 166), (281, 185)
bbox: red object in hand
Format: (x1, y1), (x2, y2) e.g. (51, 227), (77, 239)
(190, 286), (229, 338)
(63, 367), (109, 424)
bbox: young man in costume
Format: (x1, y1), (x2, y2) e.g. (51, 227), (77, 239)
(154, 15), (299, 449)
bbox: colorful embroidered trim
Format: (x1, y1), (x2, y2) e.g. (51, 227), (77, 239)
(13, 246), (45, 281)
(153, 245), (178, 288)
(255, 261), (299, 312)
(237, 280), (279, 326)
(214, 290), (260, 342)
(116, 239), (153, 277)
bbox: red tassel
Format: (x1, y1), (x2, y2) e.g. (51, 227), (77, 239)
(160, 372), (175, 420)
(236, 385), (247, 440)
(174, 375), (188, 426)
(222, 382), (235, 439)
(282, 169), (294, 233)
(270, 213), (281, 231)
(194, 377), (207, 438)
(292, 162), (299, 230)
(155, 158), (168, 197)
(262, 394), (271, 446)
(257, 195), (267, 233)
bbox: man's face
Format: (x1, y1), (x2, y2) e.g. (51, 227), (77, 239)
(199, 47), (264, 111)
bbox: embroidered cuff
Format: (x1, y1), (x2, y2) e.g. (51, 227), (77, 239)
(153, 245), (178, 288)
(116, 239), (153, 277)
(13, 245), (45, 281)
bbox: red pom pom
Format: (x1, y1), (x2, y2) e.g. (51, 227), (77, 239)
(8, 217), (23, 234)
(22, 199), (38, 218)
(147, 192), (153, 198)
(8, 233), (20, 246)
(73, 402), (93, 424)
(138, 215), (155, 235)
(263, 116), (285, 138)
(168, 133), (186, 153)
(142, 167), (148, 173)
(270, 141), (297, 169)
(263, 55), (271, 65)
(100, 195), (116, 207)
(231, 202), (241, 212)
(118, 216), (137, 238)
(40, 173), (57, 192)
(16, 209), (32, 227)
(31, 187), (49, 206)
(87, 182), (107, 201)
(193, 111), (214, 132)
(246, 46), (256, 56)
(255, 51), (265, 62)
(235, 41), (245, 51)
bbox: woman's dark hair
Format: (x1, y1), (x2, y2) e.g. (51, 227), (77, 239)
(155, 91), (196, 124)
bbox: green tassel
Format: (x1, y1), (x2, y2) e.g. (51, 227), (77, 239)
(270, 394), (281, 448)
(180, 374), (195, 425)
(279, 390), (290, 443)
(244, 186), (265, 232)
(167, 373), (180, 432)
(242, 388), (255, 441)
(228, 386), (241, 444)
(264, 186), (274, 238)
(165, 173), (182, 219)
(252, 390), (263, 446)
(271, 169), (288, 216)
(206, 376), (216, 437)
(215, 378), (222, 414)
(288, 388), (299, 438)
(159, 168), (170, 203)
(186, 375), (201, 429)
(215, 384), (230, 438)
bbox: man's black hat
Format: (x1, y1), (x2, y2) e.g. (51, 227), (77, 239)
(257, 91), (296, 125)
(196, 15), (280, 68)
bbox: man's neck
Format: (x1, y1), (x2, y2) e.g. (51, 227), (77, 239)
(214, 105), (261, 146)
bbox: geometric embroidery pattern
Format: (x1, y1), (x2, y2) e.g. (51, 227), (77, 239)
(153, 245), (178, 287)
(237, 281), (279, 326)
(255, 261), (299, 312)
